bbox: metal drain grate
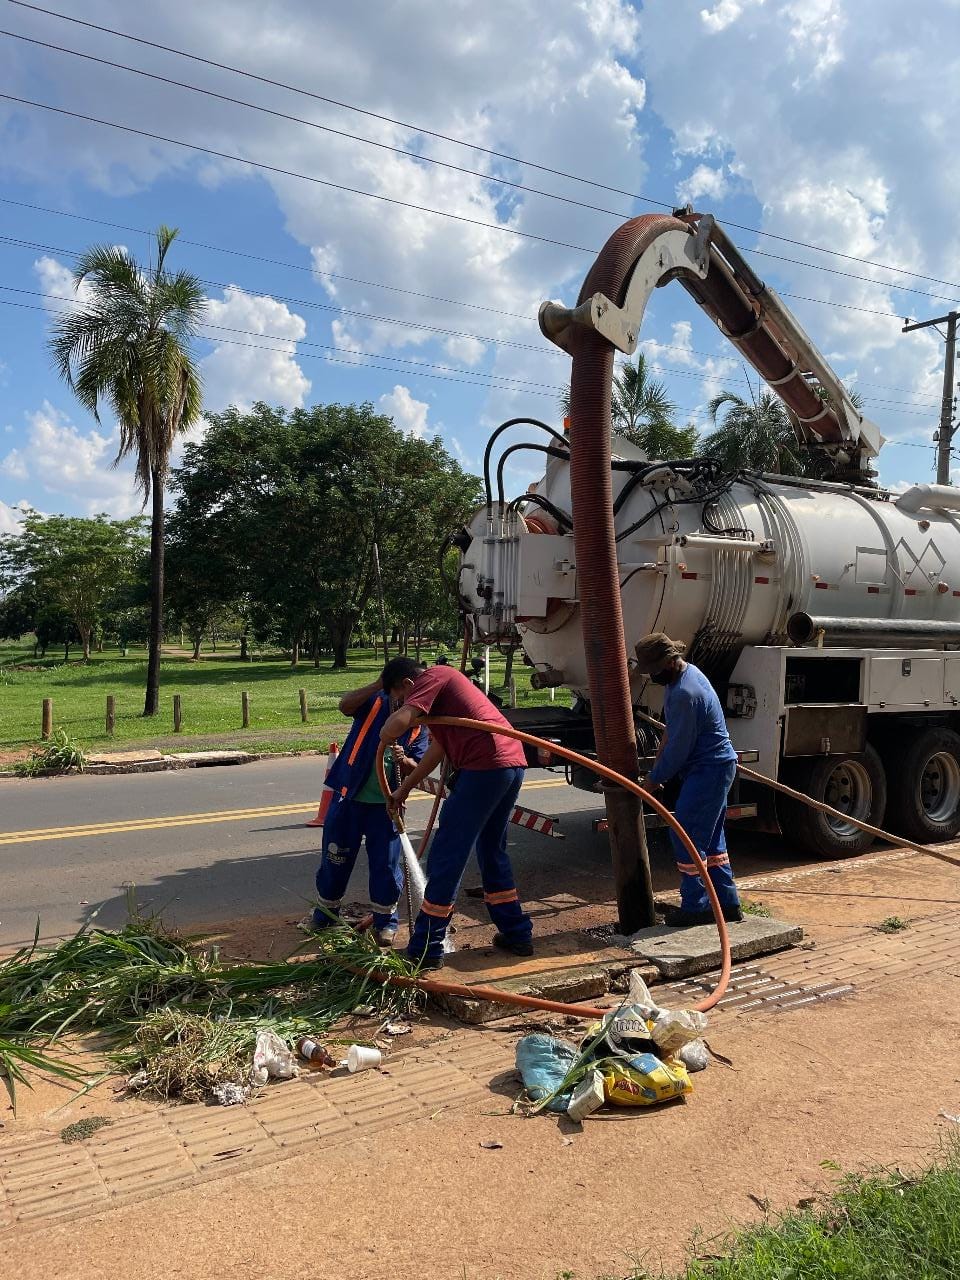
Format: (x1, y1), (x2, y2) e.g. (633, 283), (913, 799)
(665, 964), (855, 1014)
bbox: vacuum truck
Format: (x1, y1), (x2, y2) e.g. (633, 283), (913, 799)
(452, 210), (960, 862)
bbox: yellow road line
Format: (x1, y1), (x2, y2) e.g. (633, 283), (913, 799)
(0, 778), (568, 846)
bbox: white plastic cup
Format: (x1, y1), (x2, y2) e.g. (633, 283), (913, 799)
(346, 1044), (382, 1073)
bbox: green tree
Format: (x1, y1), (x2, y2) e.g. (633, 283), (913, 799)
(561, 353), (696, 458)
(48, 226), (205, 713)
(0, 513), (147, 660)
(171, 402), (480, 669)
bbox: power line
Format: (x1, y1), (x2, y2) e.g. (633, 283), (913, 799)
(3, 286), (939, 418)
(0, 200), (533, 318)
(8, 0), (960, 296)
(0, 255), (940, 409)
(0, 234), (553, 356)
(4, 27), (959, 312)
(0, 195), (930, 329)
(0, 289), (567, 395)
(0, 92), (598, 256)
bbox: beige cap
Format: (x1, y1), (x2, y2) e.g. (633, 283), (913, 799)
(634, 632), (686, 674)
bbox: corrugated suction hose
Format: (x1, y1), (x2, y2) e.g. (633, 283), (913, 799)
(567, 213), (693, 931)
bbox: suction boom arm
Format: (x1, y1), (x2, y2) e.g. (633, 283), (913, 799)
(539, 210), (883, 479)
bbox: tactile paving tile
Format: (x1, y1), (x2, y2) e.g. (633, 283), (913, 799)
(0, 1031), (511, 1235)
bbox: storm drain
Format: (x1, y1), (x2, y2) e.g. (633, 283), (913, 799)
(665, 963), (855, 1014)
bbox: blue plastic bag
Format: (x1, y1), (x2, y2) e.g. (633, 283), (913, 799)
(515, 1034), (578, 1112)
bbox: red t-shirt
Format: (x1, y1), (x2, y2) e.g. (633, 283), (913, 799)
(404, 667), (527, 771)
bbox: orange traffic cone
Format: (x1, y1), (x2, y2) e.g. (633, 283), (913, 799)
(306, 743), (339, 828)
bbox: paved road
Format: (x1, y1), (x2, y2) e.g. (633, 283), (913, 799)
(0, 758), (616, 948)
(0, 757), (820, 950)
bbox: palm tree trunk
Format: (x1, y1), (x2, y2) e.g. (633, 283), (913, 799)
(144, 467), (165, 716)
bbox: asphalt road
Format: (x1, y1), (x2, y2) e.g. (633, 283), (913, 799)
(0, 758), (617, 948)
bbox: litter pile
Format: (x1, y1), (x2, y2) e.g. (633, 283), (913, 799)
(0, 916), (418, 1110)
(516, 972), (710, 1121)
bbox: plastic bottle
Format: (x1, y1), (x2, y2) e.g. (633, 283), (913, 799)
(296, 1036), (335, 1067)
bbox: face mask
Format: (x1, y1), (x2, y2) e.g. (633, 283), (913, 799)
(649, 668), (673, 685)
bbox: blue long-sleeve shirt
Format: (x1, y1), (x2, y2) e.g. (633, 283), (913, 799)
(648, 663), (737, 785)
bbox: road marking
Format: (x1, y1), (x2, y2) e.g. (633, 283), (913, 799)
(0, 778), (569, 846)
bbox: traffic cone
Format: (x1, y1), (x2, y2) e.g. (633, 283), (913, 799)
(306, 743), (339, 827)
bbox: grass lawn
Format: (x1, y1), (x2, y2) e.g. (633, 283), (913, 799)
(627, 1148), (960, 1280)
(0, 639), (553, 754)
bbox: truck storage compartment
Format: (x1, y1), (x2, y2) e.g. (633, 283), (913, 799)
(784, 656), (861, 705)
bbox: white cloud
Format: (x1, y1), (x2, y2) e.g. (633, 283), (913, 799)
(378, 385), (430, 438)
(0, 498), (32, 535)
(0, 449), (28, 480)
(200, 286), (311, 411)
(13, 402), (140, 517)
(676, 163), (728, 205)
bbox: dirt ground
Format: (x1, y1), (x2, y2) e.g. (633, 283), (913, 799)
(4, 847), (960, 1279)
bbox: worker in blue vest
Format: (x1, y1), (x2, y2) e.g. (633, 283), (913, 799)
(635, 632), (743, 927)
(304, 674), (429, 946)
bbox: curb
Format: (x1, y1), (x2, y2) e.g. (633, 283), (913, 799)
(0, 747), (325, 781)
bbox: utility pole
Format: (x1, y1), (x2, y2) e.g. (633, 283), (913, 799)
(903, 311), (958, 484)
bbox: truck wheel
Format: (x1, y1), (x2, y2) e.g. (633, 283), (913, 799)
(884, 728), (960, 843)
(780, 745), (886, 858)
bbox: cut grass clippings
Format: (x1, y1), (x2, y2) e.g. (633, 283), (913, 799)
(622, 1146), (960, 1279)
(0, 914), (419, 1110)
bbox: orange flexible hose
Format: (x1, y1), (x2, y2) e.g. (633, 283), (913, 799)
(375, 717), (732, 1016)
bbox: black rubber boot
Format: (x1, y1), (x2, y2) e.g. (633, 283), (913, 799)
(492, 932), (534, 957)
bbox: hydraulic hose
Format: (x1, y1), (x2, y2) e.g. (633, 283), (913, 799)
(567, 212), (693, 932)
(374, 716), (732, 1017)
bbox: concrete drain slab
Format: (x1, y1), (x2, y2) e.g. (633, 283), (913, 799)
(612, 917), (804, 979)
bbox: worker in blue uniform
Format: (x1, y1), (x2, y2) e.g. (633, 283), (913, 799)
(305, 674), (429, 946)
(635, 632), (743, 927)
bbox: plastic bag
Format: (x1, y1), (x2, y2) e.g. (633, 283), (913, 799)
(253, 1029), (299, 1081)
(650, 1008), (708, 1056)
(678, 1038), (709, 1073)
(601, 1052), (692, 1107)
(627, 969), (660, 1017)
(515, 1033), (578, 1112)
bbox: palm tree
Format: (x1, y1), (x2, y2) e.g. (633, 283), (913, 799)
(700, 378), (809, 475)
(49, 227), (205, 715)
(559, 353), (696, 458)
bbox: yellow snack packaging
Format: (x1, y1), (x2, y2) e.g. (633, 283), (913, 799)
(600, 1052), (692, 1106)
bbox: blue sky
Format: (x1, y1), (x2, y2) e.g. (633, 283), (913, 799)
(2, 0), (957, 531)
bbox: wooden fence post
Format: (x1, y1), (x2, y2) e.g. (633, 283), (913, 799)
(242, 691), (250, 728)
(106, 695), (116, 736)
(41, 698), (53, 740)
(173, 694), (183, 733)
(299, 688), (308, 723)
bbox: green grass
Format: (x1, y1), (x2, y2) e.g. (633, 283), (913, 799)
(876, 915), (910, 933)
(618, 1148), (960, 1279)
(0, 639), (550, 753)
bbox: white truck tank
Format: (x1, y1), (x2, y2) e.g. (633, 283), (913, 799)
(459, 459), (960, 696)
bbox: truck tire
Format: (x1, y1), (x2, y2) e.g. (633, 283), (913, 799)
(779, 745), (886, 859)
(884, 727), (960, 843)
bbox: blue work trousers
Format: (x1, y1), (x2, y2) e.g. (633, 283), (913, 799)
(314, 795), (402, 930)
(669, 760), (741, 912)
(407, 766), (531, 962)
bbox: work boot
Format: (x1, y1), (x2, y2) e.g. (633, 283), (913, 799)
(374, 926), (397, 948)
(408, 953), (444, 971)
(298, 910), (338, 934)
(492, 931), (534, 957)
(663, 904), (743, 928)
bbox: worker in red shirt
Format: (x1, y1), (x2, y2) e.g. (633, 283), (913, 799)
(379, 656), (532, 970)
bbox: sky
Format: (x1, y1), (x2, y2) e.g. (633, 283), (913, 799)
(1, 0), (959, 535)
